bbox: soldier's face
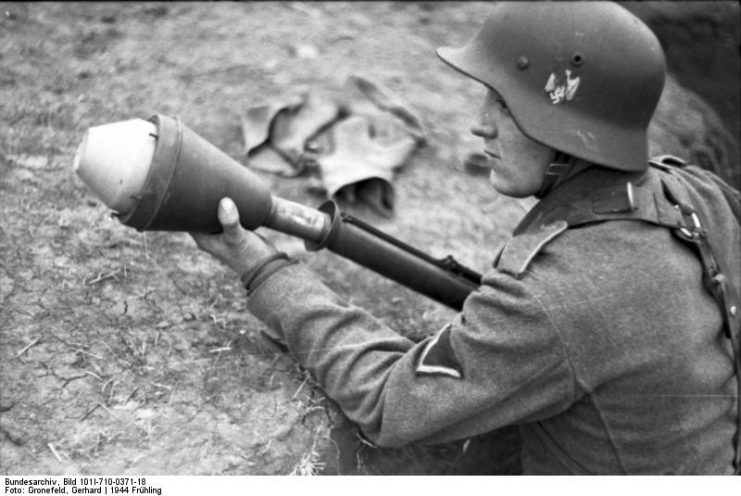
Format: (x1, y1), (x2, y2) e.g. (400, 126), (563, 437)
(472, 88), (555, 197)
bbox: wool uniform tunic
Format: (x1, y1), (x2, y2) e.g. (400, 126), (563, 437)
(245, 163), (740, 474)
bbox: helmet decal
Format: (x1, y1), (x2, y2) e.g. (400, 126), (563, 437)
(437, 2), (666, 171)
(544, 70), (581, 104)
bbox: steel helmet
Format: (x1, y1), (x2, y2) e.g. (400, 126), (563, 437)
(437, 2), (666, 172)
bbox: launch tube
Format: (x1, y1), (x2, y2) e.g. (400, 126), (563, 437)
(306, 201), (481, 310)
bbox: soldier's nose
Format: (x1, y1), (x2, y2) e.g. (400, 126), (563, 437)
(470, 124), (498, 139)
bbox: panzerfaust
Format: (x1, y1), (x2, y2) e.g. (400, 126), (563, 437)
(73, 114), (482, 310)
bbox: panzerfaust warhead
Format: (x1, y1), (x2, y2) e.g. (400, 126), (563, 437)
(73, 114), (481, 310)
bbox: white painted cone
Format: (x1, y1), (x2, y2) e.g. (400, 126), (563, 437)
(73, 118), (157, 214)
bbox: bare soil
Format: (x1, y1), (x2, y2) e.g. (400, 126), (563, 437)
(1, 1), (737, 476)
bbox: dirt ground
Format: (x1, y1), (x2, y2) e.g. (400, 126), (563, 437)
(1, 1), (738, 476)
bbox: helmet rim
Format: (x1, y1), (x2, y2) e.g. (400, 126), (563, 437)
(437, 2), (666, 172)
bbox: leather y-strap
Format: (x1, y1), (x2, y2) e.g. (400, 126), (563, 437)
(661, 171), (741, 474)
(517, 165), (741, 472)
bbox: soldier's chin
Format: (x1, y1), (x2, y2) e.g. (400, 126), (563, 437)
(489, 173), (534, 199)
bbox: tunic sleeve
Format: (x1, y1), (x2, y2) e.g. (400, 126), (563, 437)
(247, 263), (576, 447)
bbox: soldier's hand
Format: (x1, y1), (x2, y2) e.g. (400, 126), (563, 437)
(189, 197), (278, 278)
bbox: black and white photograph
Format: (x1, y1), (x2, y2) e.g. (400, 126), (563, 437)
(1, 0), (739, 487)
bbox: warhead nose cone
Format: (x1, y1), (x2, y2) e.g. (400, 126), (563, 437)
(73, 119), (157, 213)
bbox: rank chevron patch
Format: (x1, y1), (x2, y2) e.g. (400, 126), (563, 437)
(415, 324), (463, 379)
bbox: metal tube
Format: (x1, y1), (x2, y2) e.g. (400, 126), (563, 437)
(264, 197), (332, 244)
(304, 201), (481, 310)
(325, 218), (479, 310)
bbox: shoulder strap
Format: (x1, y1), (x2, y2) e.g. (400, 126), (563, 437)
(495, 166), (683, 277)
(496, 162), (741, 471)
(494, 221), (568, 278)
(494, 167), (677, 277)
(659, 166), (741, 473)
(511, 166), (687, 234)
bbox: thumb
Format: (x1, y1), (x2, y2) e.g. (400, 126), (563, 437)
(217, 198), (243, 242)
(218, 198), (239, 226)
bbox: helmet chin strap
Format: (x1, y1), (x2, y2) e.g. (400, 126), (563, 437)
(535, 153), (591, 199)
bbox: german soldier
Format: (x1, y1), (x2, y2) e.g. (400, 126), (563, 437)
(191, 2), (741, 474)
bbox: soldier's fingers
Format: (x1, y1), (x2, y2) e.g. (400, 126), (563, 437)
(217, 197), (249, 248)
(217, 198), (240, 228)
